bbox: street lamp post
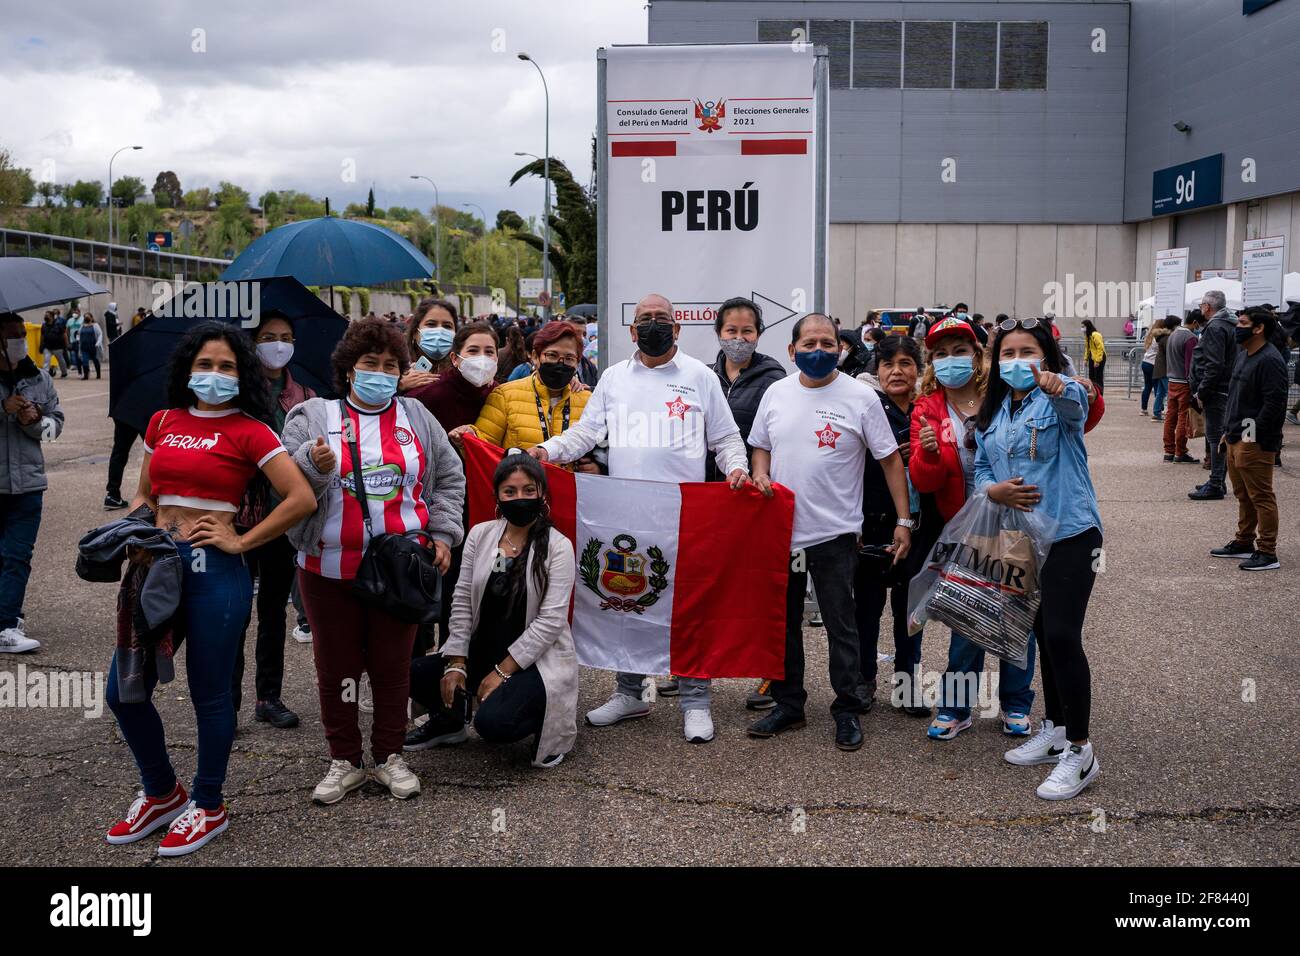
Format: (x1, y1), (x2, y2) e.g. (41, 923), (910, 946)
(518, 54), (551, 318)
(108, 145), (142, 247)
(409, 174), (442, 290)
(462, 202), (489, 291)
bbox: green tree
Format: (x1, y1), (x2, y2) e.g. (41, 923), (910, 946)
(496, 208), (526, 232)
(182, 187), (211, 210)
(0, 149), (37, 206)
(508, 155), (596, 304)
(111, 175), (146, 208)
(152, 170), (183, 207)
(366, 186), (375, 217)
(65, 179), (105, 208)
(214, 181), (250, 208)
(35, 180), (59, 207)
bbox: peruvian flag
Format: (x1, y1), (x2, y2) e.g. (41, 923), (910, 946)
(462, 435), (794, 679)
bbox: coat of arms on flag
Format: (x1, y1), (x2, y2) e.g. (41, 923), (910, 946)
(580, 533), (669, 613)
(694, 98), (725, 132)
(461, 435), (794, 679)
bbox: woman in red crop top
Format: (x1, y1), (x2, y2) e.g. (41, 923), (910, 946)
(103, 321), (316, 858)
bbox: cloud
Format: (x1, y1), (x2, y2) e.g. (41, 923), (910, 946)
(0, 0), (646, 219)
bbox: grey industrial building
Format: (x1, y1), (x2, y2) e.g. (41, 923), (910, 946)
(647, 0), (1300, 330)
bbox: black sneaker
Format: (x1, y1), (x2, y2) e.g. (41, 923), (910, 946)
(745, 679), (775, 711)
(1239, 552), (1280, 571)
(834, 713), (863, 751)
(1210, 540), (1253, 559)
(1163, 454), (1175, 462)
(1188, 484), (1225, 500)
(103, 494), (128, 510)
(747, 707), (806, 738)
(1172, 454), (1198, 463)
(254, 698), (300, 729)
(404, 712), (469, 751)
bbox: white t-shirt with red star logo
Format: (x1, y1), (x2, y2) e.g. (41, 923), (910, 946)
(749, 371), (898, 550)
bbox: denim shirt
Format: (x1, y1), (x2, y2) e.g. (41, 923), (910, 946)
(974, 376), (1102, 542)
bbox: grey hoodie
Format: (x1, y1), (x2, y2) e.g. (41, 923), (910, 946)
(281, 396), (465, 556)
(1, 358), (64, 494)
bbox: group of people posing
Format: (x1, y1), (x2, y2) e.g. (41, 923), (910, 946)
(32, 291), (1114, 858)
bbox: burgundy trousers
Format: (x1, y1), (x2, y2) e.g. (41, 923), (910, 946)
(298, 569), (416, 766)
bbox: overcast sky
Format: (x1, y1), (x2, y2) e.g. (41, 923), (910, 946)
(1, 0), (647, 223)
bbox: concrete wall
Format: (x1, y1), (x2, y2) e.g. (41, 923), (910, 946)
(649, 0), (1131, 224)
(830, 220), (1139, 331)
(1124, 0), (1300, 222)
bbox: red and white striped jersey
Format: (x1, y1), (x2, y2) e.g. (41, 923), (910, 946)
(299, 399), (430, 580)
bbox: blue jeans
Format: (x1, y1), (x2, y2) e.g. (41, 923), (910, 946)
(616, 672), (711, 711)
(106, 540), (252, 809)
(1140, 362), (1155, 410)
(1152, 377), (1167, 418)
(0, 492), (42, 630)
(937, 629), (1037, 720)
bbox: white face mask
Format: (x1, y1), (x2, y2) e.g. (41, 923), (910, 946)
(458, 354), (497, 387)
(5, 337), (27, 364)
(256, 341), (294, 370)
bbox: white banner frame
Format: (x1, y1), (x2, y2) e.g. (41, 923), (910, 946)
(1153, 247), (1189, 321)
(1241, 235), (1286, 309)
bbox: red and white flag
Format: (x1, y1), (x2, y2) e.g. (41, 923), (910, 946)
(463, 435), (794, 679)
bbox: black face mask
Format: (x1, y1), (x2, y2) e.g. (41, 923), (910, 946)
(538, 361), (577, 390)
(498, 496), (544, 527)
(636, 323), (675, 358)
(1233, 326), (1257, 344)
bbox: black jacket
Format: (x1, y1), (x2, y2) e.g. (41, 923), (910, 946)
(706, 350), (786, 480)
(1190, 309), (1238, 398)
(1225, 342), (1290, 452)
(863, 390), (911, 523)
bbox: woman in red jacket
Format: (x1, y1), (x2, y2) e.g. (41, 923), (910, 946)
(910, 316), (1104, 742)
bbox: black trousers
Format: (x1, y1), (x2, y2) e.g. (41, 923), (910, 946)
(106, 419), (140, 499)
(232, 534), (296, 708)
(1032, 527), (1101, 741)
(409, 653), (547, 744)
(770, 533), (865, 718)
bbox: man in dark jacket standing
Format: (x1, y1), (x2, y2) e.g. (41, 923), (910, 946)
(1188, 290), (1238, 500)
(1208, 308), (1288, 570)
(1, 312), (65, 653)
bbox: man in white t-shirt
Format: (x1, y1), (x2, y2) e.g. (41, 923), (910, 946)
(530, 293), (750, 744)
(746, 313), (912, 752)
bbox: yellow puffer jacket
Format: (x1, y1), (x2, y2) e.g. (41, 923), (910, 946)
(472, 373), (591, 451)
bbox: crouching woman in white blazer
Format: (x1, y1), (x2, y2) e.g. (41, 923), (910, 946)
(405, 451), (578, 767)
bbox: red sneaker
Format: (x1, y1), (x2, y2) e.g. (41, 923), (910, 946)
(157, 802), (229, 857)
(105, 783), (189, 845)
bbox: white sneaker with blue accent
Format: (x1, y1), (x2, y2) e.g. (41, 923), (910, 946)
(0, 626), (39, 654)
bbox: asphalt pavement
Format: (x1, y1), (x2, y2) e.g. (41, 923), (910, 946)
(2, 369), (1297, 866)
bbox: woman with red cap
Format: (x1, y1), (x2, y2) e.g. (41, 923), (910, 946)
(909, 315), (1105, 742)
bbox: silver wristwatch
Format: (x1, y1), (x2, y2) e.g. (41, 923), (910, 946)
(896, 518), (916, 530)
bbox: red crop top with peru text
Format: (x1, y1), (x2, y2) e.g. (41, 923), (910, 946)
(144, 407), (286, 512)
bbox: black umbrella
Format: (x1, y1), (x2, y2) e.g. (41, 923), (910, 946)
(0, 258), (108, 312)
(565, 303), (597, 320)
(108, 276), (347, 434)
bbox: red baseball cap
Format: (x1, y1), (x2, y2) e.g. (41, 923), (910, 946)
(924, 315), (978, 349)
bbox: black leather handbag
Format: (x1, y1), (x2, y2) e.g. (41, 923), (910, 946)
(341, 401), (442, 624)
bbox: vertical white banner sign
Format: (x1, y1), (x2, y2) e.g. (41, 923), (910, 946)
(1153, 247), (1189, 319)
(600, 43), (825, 371)
(1240, 235), (1286, 308)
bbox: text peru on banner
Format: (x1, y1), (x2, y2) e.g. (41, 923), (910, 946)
(462, 435), (793, 679)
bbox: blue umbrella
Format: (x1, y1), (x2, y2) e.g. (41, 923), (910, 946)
(0, 258), (108, 312)
(219, 217), (434, 287)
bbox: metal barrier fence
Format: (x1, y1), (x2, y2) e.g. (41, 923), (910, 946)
(0, 227), (232, 282)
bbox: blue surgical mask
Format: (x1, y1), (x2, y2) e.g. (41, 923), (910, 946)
(933, 356), (974, 388)
(794, 348), (839, 379)
(352, 369), (398, 405)
(864, 342), (876, 352)
(419, 327), (454, 358)
(188, 372), (240, 405)
(999, 359), (1038, 392)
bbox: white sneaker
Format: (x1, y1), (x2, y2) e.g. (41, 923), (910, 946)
(291, 624), (312, 644)
(0, 627), (39, 654)
(585, 692), (651, 727)
(312, 758), (367, 805)
(358, 672), (373, 714)
(684, 708), (715, 744)
(1036, 742), (1100, 800)
(373, 753), (420, 799)
(1003, 719), (1067, 766)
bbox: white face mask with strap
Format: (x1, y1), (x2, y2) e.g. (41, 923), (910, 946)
(5, 337), (27, 365)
